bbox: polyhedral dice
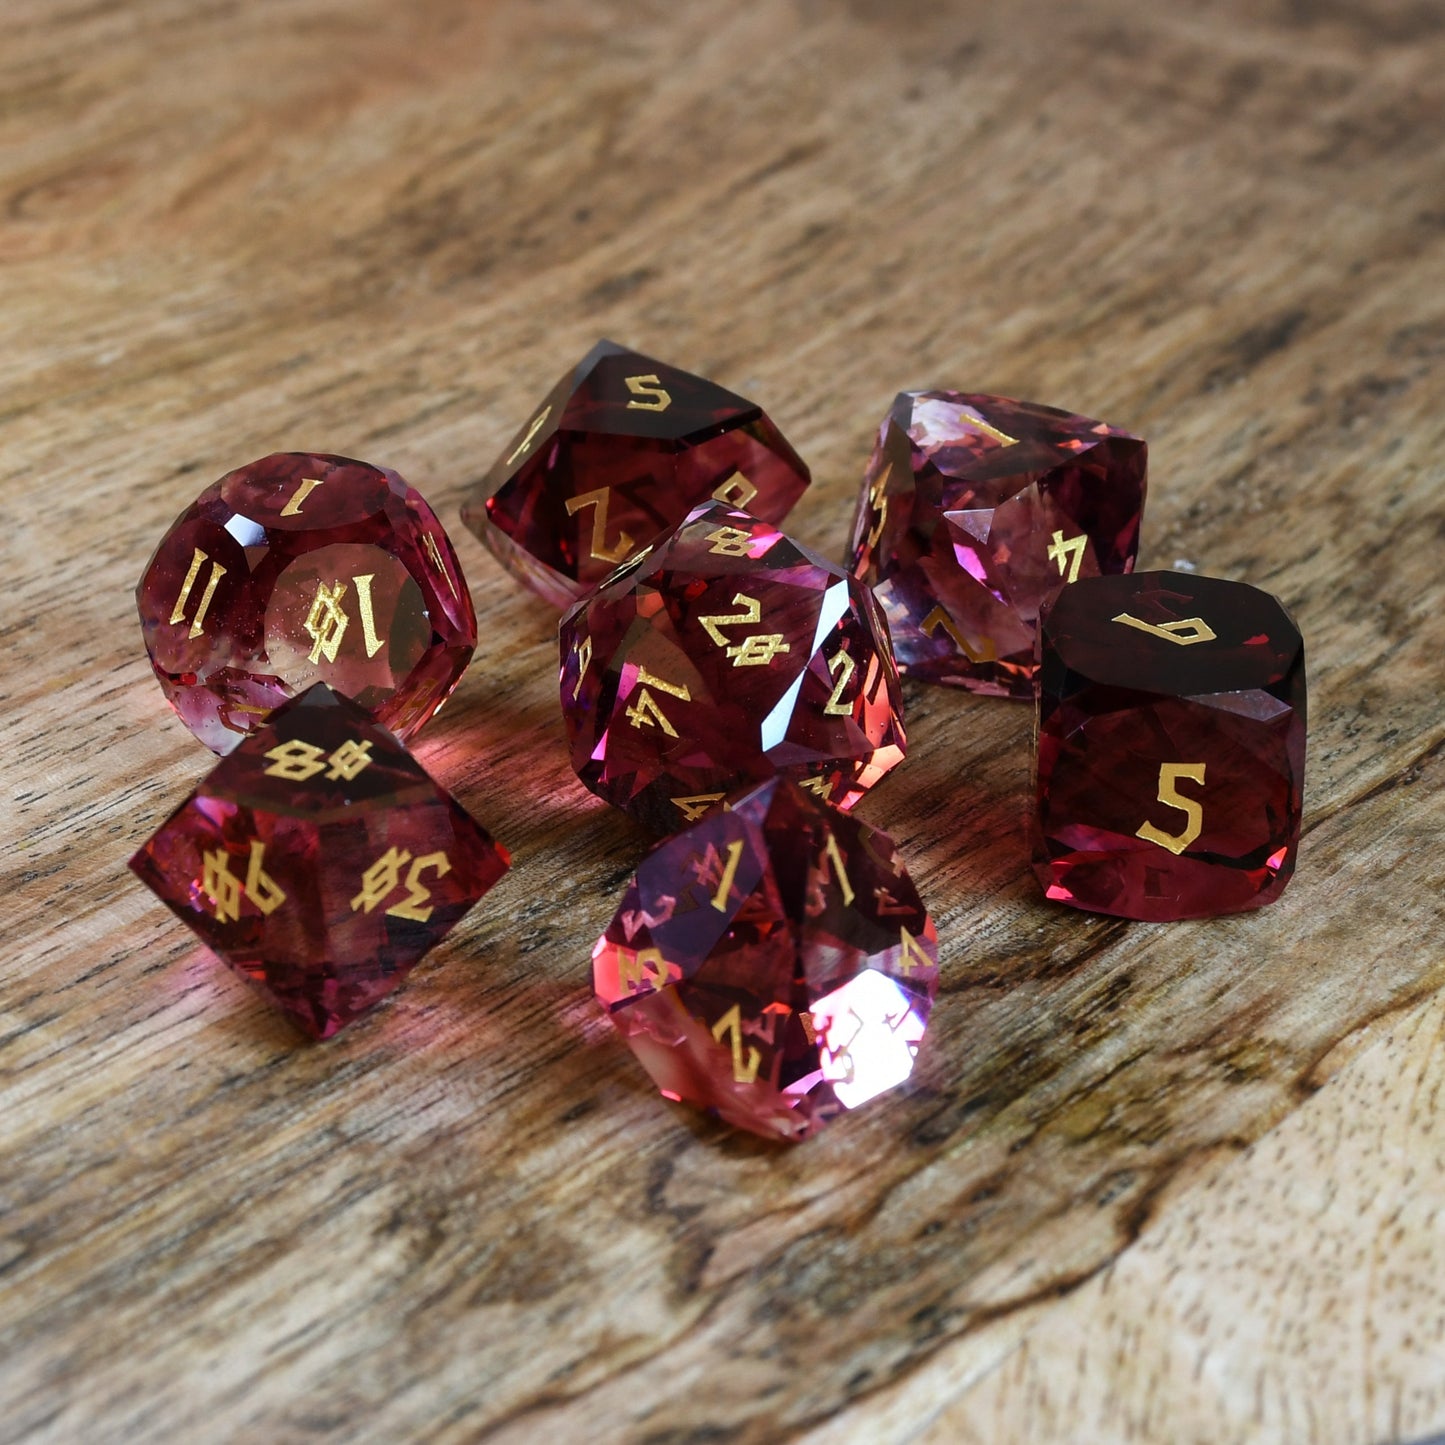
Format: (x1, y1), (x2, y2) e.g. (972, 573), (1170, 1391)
(560, 500), (906, 834)
(460, 339), (811, 607)
(849, 391), (1147, 699)
(1033, 571), (1306, 921)
(137, 452), (476, 753)
(129, 684), (510, 1037)
(592, 776), (939, 1141)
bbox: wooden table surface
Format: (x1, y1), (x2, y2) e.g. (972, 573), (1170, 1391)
(3, 2), (1444, 1441)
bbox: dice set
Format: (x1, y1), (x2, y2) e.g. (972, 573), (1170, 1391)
(127, 338), (1306, 1143)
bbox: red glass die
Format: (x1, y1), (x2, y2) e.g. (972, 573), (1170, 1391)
(593, 777), (939, 1141)
(1033, 571), (1306, 920)
(129, 684), (510, 1037)
(849, 392), (1146, 698)
(460, 339), (811, 607)
(560, 500), (906, 834)
(137, 452), (476, 753)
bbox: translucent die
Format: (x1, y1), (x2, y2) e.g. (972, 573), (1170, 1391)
(849, 392), (1146, 698)
(593, 778), (940, 1141)
(130, 685), (509, 1037)
(1032, 571), (1306, 920)
(137, 452), (475, 752)
(560, 500), (906, 834)
(461, 340), (810, 607)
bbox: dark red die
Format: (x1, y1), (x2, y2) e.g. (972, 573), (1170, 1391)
(460, 339), (811, 607)
(559, 500), (906, 834)
(593, 777), (940, 1141)
(1033, 571), (1306, 921)
(129, 684), (510, 1038)
(137, 452), (476, 753)
(849, 392), (1146, 699)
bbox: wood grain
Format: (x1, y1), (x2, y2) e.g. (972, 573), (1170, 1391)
(1, 1), (1443, 1441)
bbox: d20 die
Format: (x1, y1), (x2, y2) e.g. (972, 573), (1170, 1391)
(460, 339), (811, 607)
(137, 452), (476, 753)
(560, 500), (906, 834)
(849, 392), (1146, 699)
(1033, 571), (1306, 921)
(592, 777), (940, 1141)
(129, 684), (510, 1037)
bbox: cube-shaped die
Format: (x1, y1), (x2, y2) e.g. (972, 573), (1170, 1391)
(1033, 571), (1306, 920)
(130, 684), (510, 1037)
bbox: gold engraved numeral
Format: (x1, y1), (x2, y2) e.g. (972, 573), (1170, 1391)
(959, 408), (1019, 447)
(263, 738), (327, 780)
(699, 593), (791, 667)
(896, 927), (932, 976)
(711, 1003), (762, 1085)
(727, 635), (791, 666)
(823, 650), (856, 715)
(1047, 529), (1086, 583)
(712, 470), (758, 509)
(922, 605), (996, 663)
(822, 832), (855, 906)
(263, 737), (374, 781)
(673, 792), (726, 822)
(505, 405), (552, 465)
(170, 547), (226, 639)
(387, 852), (450, 922)
(421, 532), (459, 599)
(351, 846), (410, 913)
(624, 373), (672, 412)
(624, 667), (690, 736)
(863, 463), (891, 550)
(1112, 612), (1217, 647)
(710, 839), (745, 913)
(704, 526), (754, 557)
(873, 886), (915, 917)
(352, 574), (385, 658)
(1137, 763), (1206, 855)
(566, 486), (635, 564)
(305, 580), (349, 663)
(571, 636), (593, 701)
(279, 476), (324, 517)
(244, 841), (286, 916)
(201, 848), (242, 923)
(700, 594), (760, 645)
(201, 841), (284, 921)
(350, 847), (450, 921)
(304, 575), (388, 664)
(617, 946), (670, 993)
(324, 740), (374, 780)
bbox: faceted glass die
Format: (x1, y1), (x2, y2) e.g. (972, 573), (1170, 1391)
(137, 452), (476, 753)
(129, 684), (510, 1038)
(1033, 571), (1306, 921)
(593, 777), (939, 1141)
(559, 500), (906, 834)
(460, 339), (811, 608)
(848, 392), (1147, 699)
